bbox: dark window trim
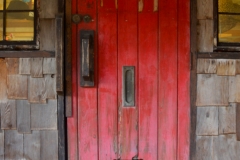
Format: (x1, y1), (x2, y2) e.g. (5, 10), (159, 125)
(0, 0), (39, 50)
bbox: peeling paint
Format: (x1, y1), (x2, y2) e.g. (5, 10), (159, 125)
(154, 0), (158, 12)
(138, 0), (144, 12)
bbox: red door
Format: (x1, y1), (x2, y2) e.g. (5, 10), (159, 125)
(68, 0), (190, 159)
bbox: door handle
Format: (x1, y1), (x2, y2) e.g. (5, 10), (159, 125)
(80, 30), (94, 87)
(123, 66), (135, 107)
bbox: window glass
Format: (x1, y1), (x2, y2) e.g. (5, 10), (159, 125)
(0, 0), (35, 42)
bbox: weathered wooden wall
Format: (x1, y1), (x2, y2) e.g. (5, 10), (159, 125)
(195, 0), (240, 159)
(0, 0), (60, 159)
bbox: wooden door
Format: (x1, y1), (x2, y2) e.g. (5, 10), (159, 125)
(68, 0), (190, 159)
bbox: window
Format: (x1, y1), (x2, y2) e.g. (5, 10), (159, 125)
(0, 0), (36, 45)
(218, 0), (240, 45)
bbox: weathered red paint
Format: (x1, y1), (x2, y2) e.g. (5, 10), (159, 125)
(68, 0), (190, 159)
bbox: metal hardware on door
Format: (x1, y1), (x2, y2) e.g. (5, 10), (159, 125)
(80, 30), (94, 87)
(123, 66), (135, 107)
(72, 14), (92, 24)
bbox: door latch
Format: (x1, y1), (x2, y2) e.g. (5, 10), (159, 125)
(80, 30), (94, 87)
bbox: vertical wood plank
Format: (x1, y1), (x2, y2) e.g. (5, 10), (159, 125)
(178, 0), (190, 159)
(28, 76), (46, 103)
(118, 0), (138, 158)
(1, 100), (16, 129)
(158, 0), (178, 158)
(5, 130), (23, 159)
(0, 131), (3, 160)
(45, 75), (57, 99)
(24, 131), (40, 160)
(30, 58), (43, 78)
(39, 0), (58, 18)
(19, 58), (31, 75)
(197, 0), (213, 20)
(7, 75), (28, 99)
(98, 0), (118, 159)
(77, 0), (98, 159)
(56, 15), (64, 92)
(0, 59), (7, 103)
(40, 131), (58, 160)
(17, 100), (31, 133)
(6, 58), (19, 75)
(43, 58), (56, 74)
(219, 104), (236, 135)
(40, 19), (55, 51)
(236, 103), (240, 141)
(31, 100), (57, 130)
(197, 20), (214, 52)
(67, 0), (78, 157)
(138, 1), (158, 159)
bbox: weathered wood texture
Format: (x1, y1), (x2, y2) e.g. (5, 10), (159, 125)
(28, 76), (46, 103)
(197, 0), (213, 20)
(196, 107), (218, 136)
(17, 100), (31, 133)
(196, 136), (213, 160)
(31, 58), (43, 78)
(196, 74), (228, 106)
(4, 130), (23, 159)
(212, 135), (240, 160)
(40, 19), (55, 51)
(0, 59), (7, 103)
(219, 104), (236, 135)
(39, 0), (58, 19)
(6, 58), (19, 75)
(24, 131), (41, 160)
(0, 131), (3, 159)
(45, 75), (57, 99)
(197, 20), (213, 52)
(19, 58), (31, 75)
(43, 58), (56, 74)
(31, 100), (57, 130)
(217, 59), (236, 76)
(56, 15), (64, 92)
(40, 131), (58, 160)
(197, 59), (217, 74)
(1, 100), (16, 129)
(237, 103), (240, 141)
(7, 75), (28, 99)
(229, 75), (240, 102)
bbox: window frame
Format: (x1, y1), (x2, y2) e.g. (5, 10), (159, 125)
(0, 0), (39, 50)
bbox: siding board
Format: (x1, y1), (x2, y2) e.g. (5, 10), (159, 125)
(196, 74), (228, 106)
(17, 100), (31, 134)
(1, 100), (16, 130)
(43, 58), (56, 74)
(28, 76), (46, 103)
(24, 131), (41, 160)
(0, 59), (7, 103)
(196, 136), (213, 160)
(31, 100), (57, 130)
(30, 58), (43, 78)
(197, 20), (213, 52)
(19, 58), (31, 75)
(7, 75), (28, 99)
(6, 58), (19, 75)
(197, 59), (217, 74)
(196, 107), (218, 136)
(40, 131), (58, 160)
(45, 75), (57, 99)
(40, 19), (55, 51)
(0, 131), (3, 160)
(229, 75), (240, 103)
(5, 130), (23, 160)
(219, 104), (236, 135)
